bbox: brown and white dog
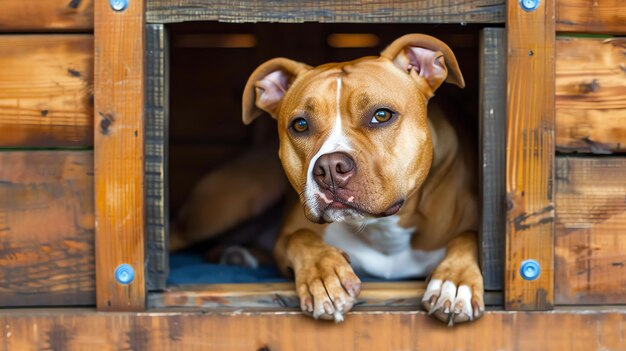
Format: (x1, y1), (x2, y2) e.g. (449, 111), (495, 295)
(242, 34), (483, 325)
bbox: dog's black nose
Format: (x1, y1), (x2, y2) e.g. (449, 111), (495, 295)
(313, 152), (356, 189)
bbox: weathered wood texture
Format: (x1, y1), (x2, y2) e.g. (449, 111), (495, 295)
(146, 24), (169, 292)
(149, 282), (503, 309)
(479, 28), (506, 290)
(555, 157), (626, 305)
(0, 35), (94, 148)
(505, 0), (555, 310)
(147, 0), (505, 24)
(2, 308), (626, 350)
(556, 0), (626, 34)
(0, 151), (94, 307)
(556, 37), (626, 154)
(94, 0), (146, 310)
(0, 0), (93, 32)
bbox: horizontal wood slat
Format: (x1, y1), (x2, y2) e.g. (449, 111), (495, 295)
(0, 0), (93, 32)
(147, 0), (505, 24)
(555, 157), (626, 305)
(0, 35), (94, 148)
(2, 308), (626, 350)
(556, 37), (626, 154)
(149, 282), (503, 309)
(0, 151), (95, 307)
(556, 0), (626, 34)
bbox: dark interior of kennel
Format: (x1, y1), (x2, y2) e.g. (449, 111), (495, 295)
(165, 22), (495, 286)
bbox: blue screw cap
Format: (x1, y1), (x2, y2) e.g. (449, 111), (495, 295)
(110, 0), (128, 11)
(520, 0), (540, 12)
(520, 259), (541, 281)
(114, 264), (135, 285)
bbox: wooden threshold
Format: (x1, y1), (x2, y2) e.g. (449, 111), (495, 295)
(1, 307), (625, 350)
(148, 282), (503, 309)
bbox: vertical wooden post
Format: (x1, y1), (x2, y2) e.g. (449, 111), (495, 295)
(479, 28), (506, 291)
(145, 24), (169, 291)
(94, 0), (146, 310)
(505, 0), (556, 310)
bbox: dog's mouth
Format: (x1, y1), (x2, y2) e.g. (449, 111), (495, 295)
(313, 193), (405, 223)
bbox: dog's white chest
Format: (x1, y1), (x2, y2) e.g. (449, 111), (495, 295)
(323, 216), (445, 279)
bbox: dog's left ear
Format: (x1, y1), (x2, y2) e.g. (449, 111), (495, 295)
(381, 34), (465, 97)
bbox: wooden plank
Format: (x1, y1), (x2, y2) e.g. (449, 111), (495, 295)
(0, 0), (93, 32)
(2, 308), (626, 350)
(556, 0), (626, 34)
(149, 282), (503, 309)
(556, 37), (626, 154)
(0, 35), (93, 148)
(145, 24), (169, 292)
(505, 0), (556, 310)
(94, 0), (146, 311)
(147, 0), (505, 24)
(555, 157), (626, 305)
(479, 28), (506, 290)
(0, 151), (94, 307)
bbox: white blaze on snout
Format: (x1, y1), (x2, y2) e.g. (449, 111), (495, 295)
(304, 77), (352, 218)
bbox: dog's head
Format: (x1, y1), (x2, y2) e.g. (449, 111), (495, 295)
(242, 34), (464, 224)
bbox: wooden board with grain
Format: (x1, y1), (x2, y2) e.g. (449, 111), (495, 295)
(555, 157), (626, 304)
(556, 0), (626, 34)
(0, 151), (94, 307)
(0, 0), (93, 32)
(2, 308), (626, 350)
(94, 0), (146, 311)
(505, 0), (555, 310)
(556, 37), (626, 154)
(0, 35), (93, 148)
(145, 24), (169, 292)
(147, 0), (505, 24)
(149, 282), (503, 309)
(479, 28), (506, 290)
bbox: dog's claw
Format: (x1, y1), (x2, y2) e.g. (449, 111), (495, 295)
(323, 301), (333, 315)
(447, 313), (455, 327)
(472, 300), (484, 319)
(428, 295), (438, 307)
(427, 305), (440, 316)
(443, 300), (451, 314)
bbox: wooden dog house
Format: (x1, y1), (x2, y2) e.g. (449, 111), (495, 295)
(0, 0), (625, 349)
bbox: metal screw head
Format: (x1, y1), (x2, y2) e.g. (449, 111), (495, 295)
(114, 264), (135, 284)
(110, 0), (128, 11)
(520, 259), (541, 281)
(520, 0), (540, 12)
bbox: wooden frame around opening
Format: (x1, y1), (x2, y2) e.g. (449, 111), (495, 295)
(95, 0), (518, 311)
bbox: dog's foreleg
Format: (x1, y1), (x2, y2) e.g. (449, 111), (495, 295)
(421, 231), (484, 326)
(275, 228), (361, 322)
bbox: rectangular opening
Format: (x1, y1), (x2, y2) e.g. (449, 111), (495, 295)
(147, 22), (505, 311)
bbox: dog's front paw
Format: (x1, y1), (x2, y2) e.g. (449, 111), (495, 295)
(421, 267), (484, 326)
(294, 249), (361, 322)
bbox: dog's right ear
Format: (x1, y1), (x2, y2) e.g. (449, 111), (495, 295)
(242, 58), (310, 125)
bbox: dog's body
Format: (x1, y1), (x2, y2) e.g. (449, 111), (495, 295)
(243, 34), (484, 325)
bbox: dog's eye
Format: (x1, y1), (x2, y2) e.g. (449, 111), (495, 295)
(291, 118), (309, 133)
(370, 109), (394, 124)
